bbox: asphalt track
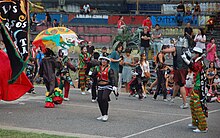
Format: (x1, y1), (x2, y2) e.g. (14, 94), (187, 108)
(0, 86), (219, 138)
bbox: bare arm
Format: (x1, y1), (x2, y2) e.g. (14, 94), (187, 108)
(110, 58), (121, 63)
(207, 44), (215, 52)
(158, 53), (164, 63)
(200, 35), (206, 43)
(162, 47), (176, 54)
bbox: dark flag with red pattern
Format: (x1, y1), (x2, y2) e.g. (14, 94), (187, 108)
(0, 0), (30, 83)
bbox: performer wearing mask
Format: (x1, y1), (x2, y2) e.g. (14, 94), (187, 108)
(58, 50), (76, 101)
(92, 55), (117, 122)
(39, 48), (63, 108)
(181, 47), (208, 133)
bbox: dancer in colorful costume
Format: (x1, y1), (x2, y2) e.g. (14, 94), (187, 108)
(92, 55), (117, 122)
(78, 46), (91, 95)
(58, 50), (76, 101)
(181, 47), (208, 133)
(39, 48), (63, 108)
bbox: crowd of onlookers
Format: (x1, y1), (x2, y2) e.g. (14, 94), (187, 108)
(25, 13), (220, 104)
(30, 12), (59, 31)
(26, 2), (220, 105)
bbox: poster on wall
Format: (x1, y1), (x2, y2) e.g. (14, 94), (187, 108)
(161, 4), (177, 14)
(150, 15), (198, 27)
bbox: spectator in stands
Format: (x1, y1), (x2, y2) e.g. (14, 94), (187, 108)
(206, 62), (217, 93)
(176, 1), (185, 26)
(206, 16), (214, 34)
(194, 28), (206, 50)
(152, 24), (162, 57)
(184, 22), (194, 50)
(192, 2), (201, 24)
(86, 41), (95, 56)
(142, 16), (152, 31)
(140, 26), (151, 60)
(44, 12), (51, 28)
(206, 37), (217, 63)
(117, 16), (126, 34)
(117, 16), (126, 29)
(52, 19), (59, 27)
(83, 3), (91, 14)
(193, 2), (201, 17)
(185, 2), (192, 15)
(31, 13), (38, 31)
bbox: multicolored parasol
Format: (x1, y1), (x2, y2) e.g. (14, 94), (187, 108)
(32, 27), (83, 52)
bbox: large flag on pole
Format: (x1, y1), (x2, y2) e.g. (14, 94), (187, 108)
(0, 0), (30, 83)
(0, 50), (33, 101)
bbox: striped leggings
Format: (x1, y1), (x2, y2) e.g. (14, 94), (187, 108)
(190, 90), (207, 131)
(79, 69), (89, 92)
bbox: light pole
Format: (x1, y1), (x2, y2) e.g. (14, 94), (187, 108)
(136, 0), (139, 15)
(59, 0), (65, 26)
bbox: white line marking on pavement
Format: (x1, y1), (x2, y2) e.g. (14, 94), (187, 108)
(0, 125), (114, 138)
(63, 102), (190, 117)
(34, 100), (190, 117)
(122, 109), (220, 138)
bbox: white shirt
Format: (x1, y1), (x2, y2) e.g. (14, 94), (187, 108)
(194, 34), (206, 49)
(140, 61), (150, 77)
(214, 78), (220, 85)
(185, 73), (194, 88)
(83, 4), (90, 12)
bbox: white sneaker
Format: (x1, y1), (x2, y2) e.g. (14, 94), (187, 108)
(102, 115), (108, 122)
(91, 99), (96, 103)
(163, 99), (168, 102)
(143, 94), (147, 98)
(180, 103), (189, 109)
(81, 92), (86, 95)
(193, 128), (207, 133)
(152, 97), (157, 101)
(96, 116), (103, 121)
(64, 98), (70, 101)
(188, 124), (197, 129)
(87, 89), (91, 93)
(169, 98), (174, 103)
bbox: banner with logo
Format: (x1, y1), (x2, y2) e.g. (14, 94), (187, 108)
(0, 0), (30, 83)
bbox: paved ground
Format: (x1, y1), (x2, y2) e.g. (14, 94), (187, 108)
(0, 86), (219, 138)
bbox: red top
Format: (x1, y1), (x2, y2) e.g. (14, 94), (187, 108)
(207, 19), (214, 25)
(142, 19), (152, 31)
(117, 20), (125, 29)
(98, 66), (110, 82)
